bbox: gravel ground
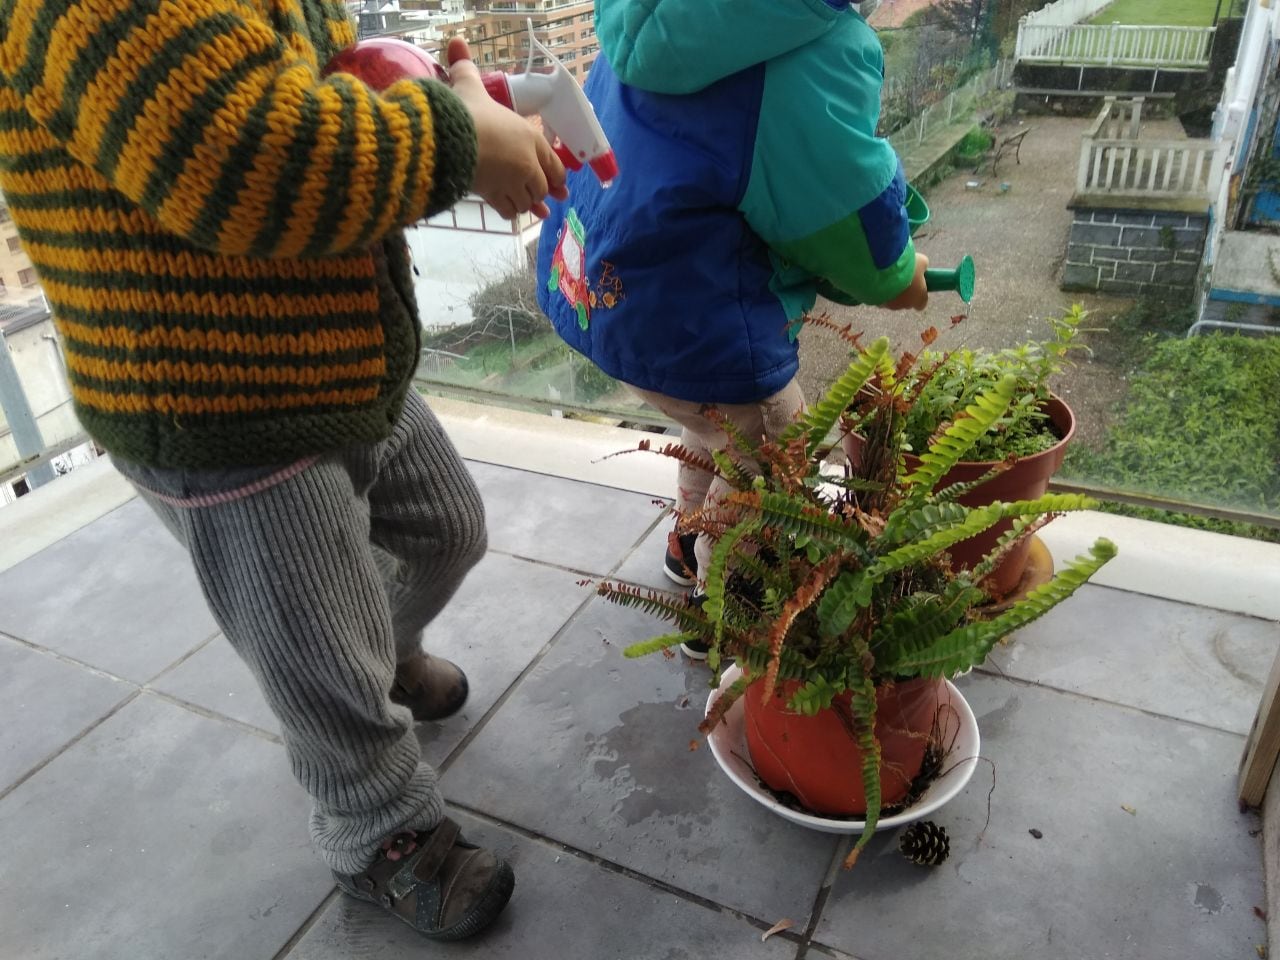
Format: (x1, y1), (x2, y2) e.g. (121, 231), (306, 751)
(796, 112), (1191, 448)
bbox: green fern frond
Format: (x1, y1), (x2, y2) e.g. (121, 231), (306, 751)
(904, 375), (1017, 500)
(782, 338), (892, 458)
(710, 448), (756, 492)
(968, 514), (1040, 580)
(622, 633), (694, 658)
(597, 582), (708, 632)
(931, 465), (1010, 504)
(734, 641), (817, 684)
(869, 580), (987, 659)
(816, 570), (874, 639)
(882, 501), (969, 545)
(731, 550), (794, 598)
(703, 519), (759, 669)
(755, 491), (870, 556)
(882, 539), (1117, 676)
(845, 668), (882, 856)
(788, 674), (848, 716)
(880, 493), (1097, 577)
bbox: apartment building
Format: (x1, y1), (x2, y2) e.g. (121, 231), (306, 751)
(446, 1), (598, 78)
(0, 197), (43, 310)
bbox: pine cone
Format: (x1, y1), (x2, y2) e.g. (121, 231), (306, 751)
(899, 821), (950, 866)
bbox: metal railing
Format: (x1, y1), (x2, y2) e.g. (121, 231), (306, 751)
(1075, 98), (1228, 199)
(885, 60), (1010, 154)
(1016, 22), (1215, 67)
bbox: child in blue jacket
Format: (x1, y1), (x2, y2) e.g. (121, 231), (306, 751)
(537, 0), (928, 652)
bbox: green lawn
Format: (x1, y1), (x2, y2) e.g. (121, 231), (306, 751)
(1088, 0), (1222, 27)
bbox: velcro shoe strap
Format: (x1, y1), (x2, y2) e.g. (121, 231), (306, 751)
(386, 818), (461, 903)
(411, 818), (462, 885)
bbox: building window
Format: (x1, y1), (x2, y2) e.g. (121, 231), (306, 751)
(0, 205), (9, 223)
(12, 477), (29, 498)
(18, 267), (36, 287)
(6, 236), (20, 254)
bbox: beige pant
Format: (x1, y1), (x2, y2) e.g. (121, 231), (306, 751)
(630, 380), (806, 578)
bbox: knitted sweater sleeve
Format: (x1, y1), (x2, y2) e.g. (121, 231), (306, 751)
(0, 0), (477, 258)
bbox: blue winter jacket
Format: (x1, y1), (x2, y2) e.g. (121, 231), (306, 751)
(536, 0), (914, 405)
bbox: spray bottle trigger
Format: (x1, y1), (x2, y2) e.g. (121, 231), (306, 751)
(553, 140), (583, 172)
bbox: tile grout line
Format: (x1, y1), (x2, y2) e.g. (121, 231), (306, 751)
(0, 629), (136, 686)
(793, 837), (853, 960)
(141, 629), (223, 686)
(2, 627), (284, 750)
(447, 800), (809, 947)
(1074, 578), (1280, 625)
(437, 507), (675, 776)
(271, 887), (341, 960)
(435, 591), (597, 775)
(969, 667), (1253, 739)
(0, 689), (143, 805)
(142, 689), (284, 745)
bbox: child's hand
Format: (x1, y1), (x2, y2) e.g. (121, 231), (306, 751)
(882, 253), (929, 311)
(447, 38), (568, 220)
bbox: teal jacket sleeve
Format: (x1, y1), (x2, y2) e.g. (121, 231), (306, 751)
(738, 11), (916, 306)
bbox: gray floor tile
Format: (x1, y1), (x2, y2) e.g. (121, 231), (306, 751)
(443, 596), (840, 922)
(468, 461), (667, 574)
(149, 553), (591, 766)
(416, 552), (591, 767)
(152, 635), (281, 736)
(0, 636), (132, 789)
(0, 499), (219, 681)
(813, 673), (1265, 960)
(0, 693), (331, 960)
(287, 812), (798, 960)
(988, 585), (1278, 735)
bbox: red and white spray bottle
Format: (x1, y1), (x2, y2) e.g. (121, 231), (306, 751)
(325, 19), (618, 186)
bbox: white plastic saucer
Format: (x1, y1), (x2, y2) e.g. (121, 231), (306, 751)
(704, 664), (980, 834)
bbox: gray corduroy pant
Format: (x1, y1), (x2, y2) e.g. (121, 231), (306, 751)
(112, 391), (486, 874)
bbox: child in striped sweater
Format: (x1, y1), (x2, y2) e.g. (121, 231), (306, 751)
(0, 0), (564, 939)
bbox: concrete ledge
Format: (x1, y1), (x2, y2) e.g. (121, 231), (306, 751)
(1068, 193), (1212, 215)
(434, 396), (1280, 622)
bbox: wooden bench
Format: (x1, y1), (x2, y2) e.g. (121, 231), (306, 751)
(978, 127), (1033, 177)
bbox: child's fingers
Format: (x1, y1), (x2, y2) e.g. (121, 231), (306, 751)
(536, 135), (567, 192)
(531, 200), (551, 220)
(446, 36), (473, 67)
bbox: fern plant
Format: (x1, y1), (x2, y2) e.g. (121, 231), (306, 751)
(597, 334), (1115, 864)
(899, 306), (1089, 461)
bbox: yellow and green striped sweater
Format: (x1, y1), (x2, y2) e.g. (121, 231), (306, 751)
(0, 0), (478, 467)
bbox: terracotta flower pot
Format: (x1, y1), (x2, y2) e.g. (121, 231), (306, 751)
(743, 676), (945, 816)
(844, 396), (1076, 595)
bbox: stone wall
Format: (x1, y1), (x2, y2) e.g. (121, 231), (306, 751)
(1061, 208), (1207, 300)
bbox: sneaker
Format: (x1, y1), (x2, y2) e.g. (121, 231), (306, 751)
(663, 531), (698, 587)
(334, 818), (515, 941)
(391, 653), (469, 723)
(681, 589), (710, 660)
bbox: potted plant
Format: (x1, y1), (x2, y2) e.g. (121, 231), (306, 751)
(596, 334), (1115, 864)
(844, 306), (1088, 595)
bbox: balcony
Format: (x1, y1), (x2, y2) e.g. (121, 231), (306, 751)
(0, 398), (1275, 959)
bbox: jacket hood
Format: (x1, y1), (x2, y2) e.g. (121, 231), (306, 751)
(594, 0), (854, 94)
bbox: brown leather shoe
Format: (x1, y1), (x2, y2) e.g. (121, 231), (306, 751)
(391, 653), (469, 722)
(334, 818), (514, 940)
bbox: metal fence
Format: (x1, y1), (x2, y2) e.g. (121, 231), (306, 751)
(886, 60), (1011, 153)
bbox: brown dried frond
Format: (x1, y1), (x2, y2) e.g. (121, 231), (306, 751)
(762, 555), (842, 702)
(797, 311), (865, 349)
